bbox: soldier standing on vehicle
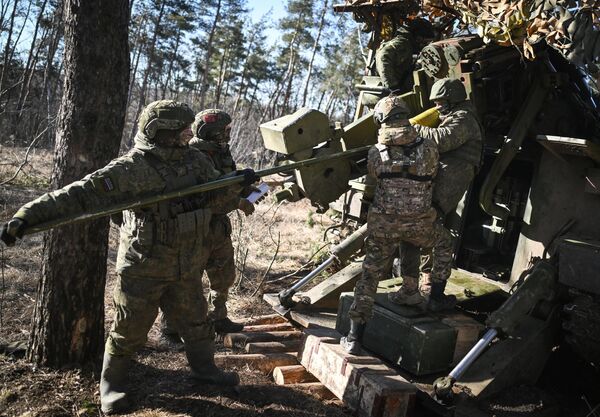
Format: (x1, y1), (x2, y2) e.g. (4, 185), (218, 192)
(375, 18), (435, 93)
(160, 109), (252, 340)
(340, 95), (453, 354)
(0, 100), (258, 414)
(391, 78), (483, 312)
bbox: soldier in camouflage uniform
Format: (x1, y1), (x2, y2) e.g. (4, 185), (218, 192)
(0, 100), (258, 414)
(392, 78), (483, 312)
(340, 95), (453, 354)
(160, 109), (252, 339)
(191, 109), (256, 333)
(375, 18), (435, 93)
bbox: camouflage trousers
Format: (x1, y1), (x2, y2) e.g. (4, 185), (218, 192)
(206, 216), (236, 321)
(161, 216), (235, 334)
(349, 211), (453, 322)
(106, 273), (211, 357)
(400, 161), (475, 279)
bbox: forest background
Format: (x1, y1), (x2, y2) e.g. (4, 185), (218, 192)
(0, 0), (364, 174)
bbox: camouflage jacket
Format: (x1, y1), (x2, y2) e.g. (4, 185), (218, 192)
(367, 133), (438, 218)
(375, 29), (415, 92)
(414, 102), (483, 168)
(189, 138), (236, 174)
(189, 138), (243, 233)
(15, 135), (240, 280)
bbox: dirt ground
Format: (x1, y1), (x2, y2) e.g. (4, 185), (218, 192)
(0, 146), (350, 417)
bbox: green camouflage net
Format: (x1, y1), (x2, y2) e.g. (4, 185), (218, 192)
(341, 0), (600, 65)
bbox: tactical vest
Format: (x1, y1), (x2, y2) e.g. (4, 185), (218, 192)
(371, 137), (437, 216)
(123, 149), (211, 247)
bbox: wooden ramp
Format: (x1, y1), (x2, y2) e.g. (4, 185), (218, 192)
(299, 333), (417, 417)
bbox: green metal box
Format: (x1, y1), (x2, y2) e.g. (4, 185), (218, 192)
(260, 108), (331, 155)
(336, 292), (457, 375)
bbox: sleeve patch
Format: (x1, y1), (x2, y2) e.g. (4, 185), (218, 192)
(103, 177), (115, 192)
(91, 175), (118, 194)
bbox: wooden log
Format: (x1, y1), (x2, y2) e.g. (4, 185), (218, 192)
(238, 314), (288, 326)
(242, 323), (296, 333)
(214, 353), (298, 374)
(273, 365), (318, 385)
(285, 382), (337, 400)
(245, 340), (302, 354)
(223, 331), (303, 349)
(299, 334), (417, 417)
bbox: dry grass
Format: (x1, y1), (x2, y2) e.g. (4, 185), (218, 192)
(0, 146), (347, 417)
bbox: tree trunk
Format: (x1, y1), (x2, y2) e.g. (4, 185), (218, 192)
(127, 0), (165, 145)
(214, 46), (230, 108)
(0, 1), (12, 32)
(301, 0), (327, 107)
(198, 0), (222, 109)
(0, 0), (21, 99)
(16, 0), (49, 116)
(232, 26), (260, 114)
(42, 4), (65, 143)
(161, 26), (182, 99)
(126, 13), (147, 109)
(27, 0), (130, 368)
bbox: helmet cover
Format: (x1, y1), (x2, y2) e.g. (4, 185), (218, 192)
(373, 95), (411, 126)
(138, 100), (195, 139)
(192, 109), (232, 142)
(429, 78), (467, 104)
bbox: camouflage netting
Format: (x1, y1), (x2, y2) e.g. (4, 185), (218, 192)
(343, 0), (600, 65)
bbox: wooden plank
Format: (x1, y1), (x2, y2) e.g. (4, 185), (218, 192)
(243, 323), (296, 332)
(223, 331), (303, 349)
(244, 340), (302, 354)
(289, 310), (338, 329)
(296, 262), (363, 309)
(214, 353), (298, 374)
(299, 334), (416, 417)
(262, 293), (281, 308)
(273, 365), (318, 385)
(286, 382), (337, 400)
(238, 314), (288, 326)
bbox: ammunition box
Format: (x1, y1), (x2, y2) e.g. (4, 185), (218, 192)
(336, 293), (457, 375)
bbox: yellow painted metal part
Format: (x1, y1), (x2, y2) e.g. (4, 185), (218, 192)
(410, 107), (440, 127)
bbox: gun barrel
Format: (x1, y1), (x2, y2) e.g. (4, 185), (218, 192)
(23, 146), (371, 236)
(331, 223), (368, 262)
(355, 84), (390, 94)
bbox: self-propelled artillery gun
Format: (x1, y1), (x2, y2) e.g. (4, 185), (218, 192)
(258, 1), (600, 415)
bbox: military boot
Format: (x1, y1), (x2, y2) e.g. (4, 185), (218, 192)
(427, 281), (457, 313)
(419, 272), (433, 300)
(213, 317), (244, 334)
(185, 339), (240, 386)
(158, 330), (184, 351)
(340, 319), (365, 355)
(100, 351), (131, 415)
(388, 276), (425, 306)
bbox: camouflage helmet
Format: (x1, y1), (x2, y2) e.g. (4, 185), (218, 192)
(429, 78), (467, 104)
(373, 95), (411, 126)
(192, 109), (232, 141)
(138, 100), (195, 139)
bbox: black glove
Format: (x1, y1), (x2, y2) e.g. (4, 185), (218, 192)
(1, 218), (27, 246)
(237, 168), (259, 186)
